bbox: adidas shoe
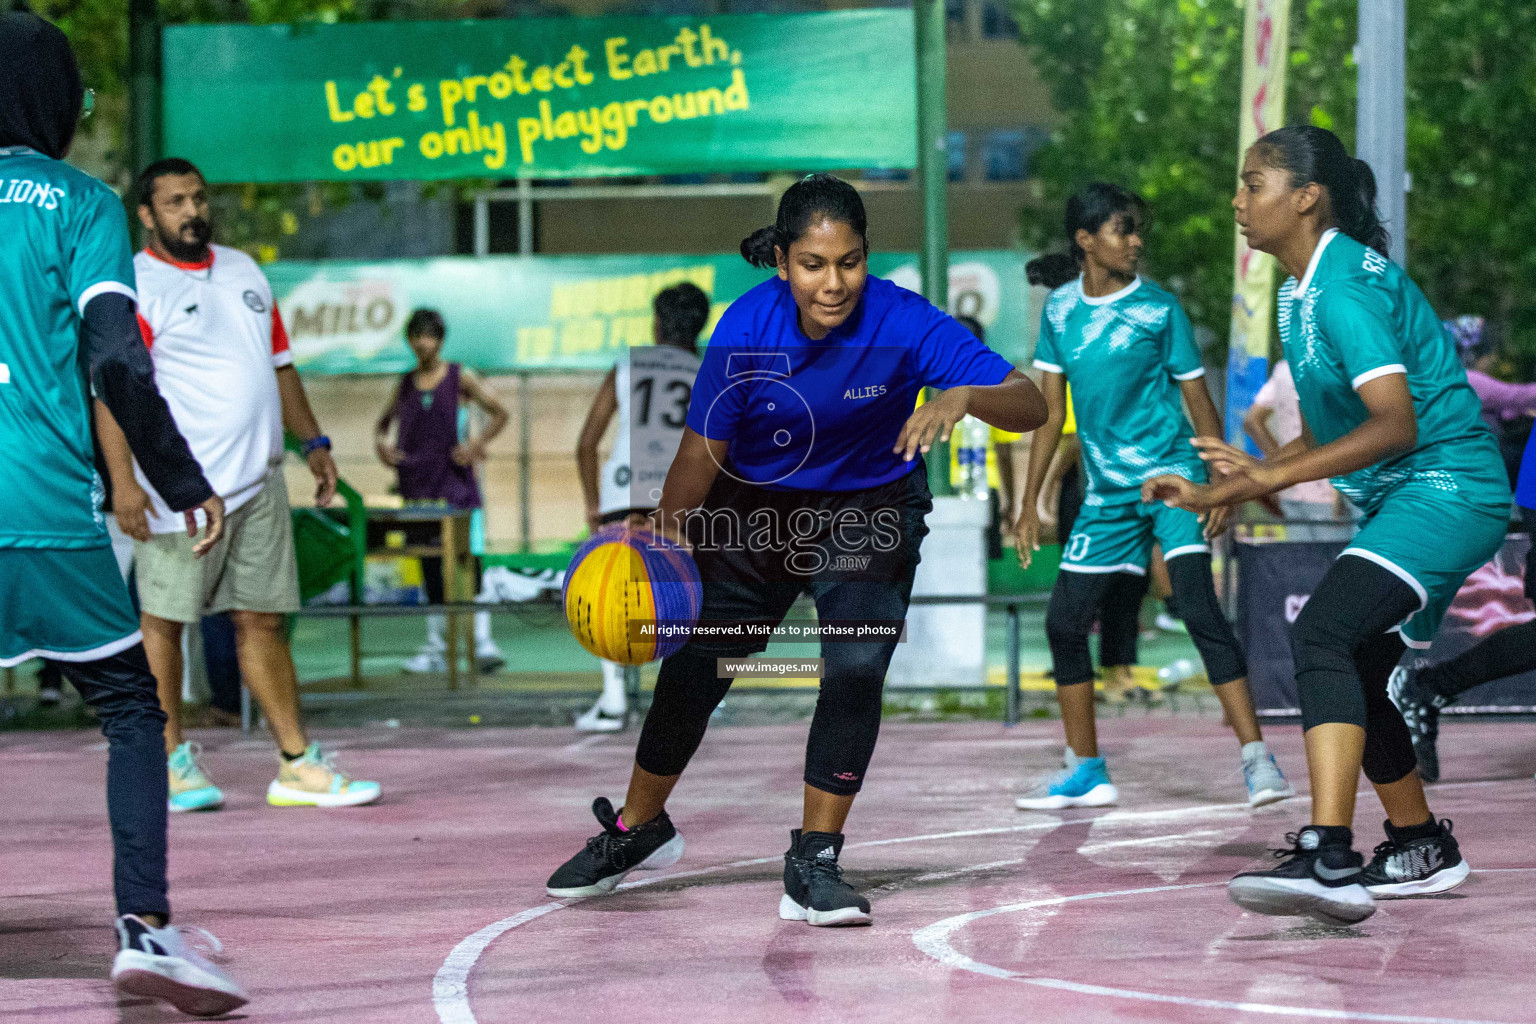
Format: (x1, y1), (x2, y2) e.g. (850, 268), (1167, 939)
(1241, 743), (1295, 808)
(167, 742), (224, 814)
(1228, 826), (1375, 925)
(779, 829), (871, 927)
(1389, 663), (1445, 783)
(110, 914), (247, 1017)
(1014, 750), (1117, 810)
(1359, 818), (1470, 897)
(545, 797), (684, 897)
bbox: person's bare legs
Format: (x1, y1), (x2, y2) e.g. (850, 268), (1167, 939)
(1304, 722), (1367, 827)
(621, 764), (681, 827)
(1372, 770), (1434, 829)
(1213, 677), (1264, 746)
(803, 786), (856, 833)
(1057, 680), (1099, 758)
(228, 610), (308, 757)
(140, 613), (186, 755)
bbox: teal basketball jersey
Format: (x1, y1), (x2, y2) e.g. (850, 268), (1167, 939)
(1033, 276), (1208, 506)
(0, 146), (137, 548)
(1277, 229), (1508, 517)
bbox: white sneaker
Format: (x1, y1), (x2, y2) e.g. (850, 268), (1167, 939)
(475, 642), (506, 673)
(575, 701), (626, 732)
(111, 914), (248, 1017)
(402, 649), (447, 674)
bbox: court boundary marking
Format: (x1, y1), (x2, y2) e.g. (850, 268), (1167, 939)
(434, 785), (1533, 1024)
(911, 878), (1536, 1024)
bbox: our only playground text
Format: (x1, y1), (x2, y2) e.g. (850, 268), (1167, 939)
(323, 24), (750, 173)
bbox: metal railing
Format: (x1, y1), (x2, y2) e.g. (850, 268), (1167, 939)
(292, 592), (1049, 724)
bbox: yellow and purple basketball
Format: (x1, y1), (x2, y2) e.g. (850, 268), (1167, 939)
(562, 523), (702, 665)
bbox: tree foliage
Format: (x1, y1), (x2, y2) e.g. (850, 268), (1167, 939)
(1012, 0), (1536, 374)
(43, 0), (483, 260)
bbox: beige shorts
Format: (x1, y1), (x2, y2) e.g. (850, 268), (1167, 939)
(135, 472), (301, 623)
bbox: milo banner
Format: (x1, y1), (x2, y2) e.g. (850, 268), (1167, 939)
(1238, 533), (1536, 714)
(162, 12), (916, 183)
(267, 250), (1031, 374)
(1224, 0), (1290, 454)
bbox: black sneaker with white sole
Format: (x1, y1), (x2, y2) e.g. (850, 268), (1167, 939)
(1389, 663), (1446, 783)
(1359, 818), (1469, 897)
(780, 829), (872, 927)
(545, 797), (685, 898)
(110, 914), (248, 1018)
(1228, 826), (1375, 925)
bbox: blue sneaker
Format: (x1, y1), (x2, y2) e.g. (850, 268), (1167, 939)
(1242, 742), (1295, 808)
(167, 742), (224, 813)
(1015, 750), (1118, 809)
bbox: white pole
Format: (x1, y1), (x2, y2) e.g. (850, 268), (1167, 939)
(1356, 0), (1407, 266)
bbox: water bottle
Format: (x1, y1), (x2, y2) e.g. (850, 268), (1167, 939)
(956, 416), (990, 500)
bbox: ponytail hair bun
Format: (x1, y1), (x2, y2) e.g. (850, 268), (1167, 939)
(1026, 252), (1080, 290)
(739, 173), (868, 268)
(740, 226), (784, 269)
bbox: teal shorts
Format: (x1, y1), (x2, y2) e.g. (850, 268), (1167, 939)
(1060, 501), (1209, 576)
(0, 546), (141, 667)
(1342, 488), (1509, 649)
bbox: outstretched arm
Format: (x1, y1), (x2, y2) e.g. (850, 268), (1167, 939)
(649, 427), (729, 546)
(1147, 374), (1416, 511)
(893, 370), (1046, 462)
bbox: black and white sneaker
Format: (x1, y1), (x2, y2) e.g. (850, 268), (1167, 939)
(110, 914), (248, 1018)
(1359, 818), (1470, 897)
(1389, 663), (1446, 783)
(779, 829), (872, 927)
(545, 797), (685, 898)
(1228, 826), (1375, 925)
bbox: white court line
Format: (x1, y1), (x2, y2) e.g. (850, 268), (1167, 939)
(433, 788), (1533, 1024)
(912, 882), (1533, 1024)
(431, 800), (1245, 1024)
(560, 734), (610, 753)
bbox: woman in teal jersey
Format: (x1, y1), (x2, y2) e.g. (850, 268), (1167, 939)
(1147, 126), (1509, 924)
(1015, 183), (1293, 813)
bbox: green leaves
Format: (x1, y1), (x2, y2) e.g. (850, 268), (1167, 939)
(1014, 0), (1536, 374)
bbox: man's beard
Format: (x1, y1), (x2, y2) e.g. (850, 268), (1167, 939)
(158, 216), (212, 262)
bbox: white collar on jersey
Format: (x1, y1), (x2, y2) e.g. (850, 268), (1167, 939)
(1077, 274), (1142, 306)
(1295, 227), (1340, 293)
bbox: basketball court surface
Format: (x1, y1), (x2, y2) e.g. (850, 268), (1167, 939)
(3, 717), (1532, 1023)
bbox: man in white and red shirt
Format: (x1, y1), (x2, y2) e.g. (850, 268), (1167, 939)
(101, 158), (379, 810)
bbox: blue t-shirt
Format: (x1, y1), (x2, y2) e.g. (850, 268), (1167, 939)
(688, 275), (1014, 492)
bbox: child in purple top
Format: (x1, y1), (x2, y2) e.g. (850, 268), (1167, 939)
(375, 309), (509, 673)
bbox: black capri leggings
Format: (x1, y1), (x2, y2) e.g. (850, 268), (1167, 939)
(1046, 552), (1244, 688)
(634, 468), (931, 797)
(1289, 553), (1422, 785)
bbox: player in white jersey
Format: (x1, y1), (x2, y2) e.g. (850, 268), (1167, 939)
(110, 158), (379, 812)
(573, 283), (708, 731)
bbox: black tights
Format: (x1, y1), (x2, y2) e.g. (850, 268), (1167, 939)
(1290, 554), (1421, 785)
(1046, 553), (1244, 687)
(635, 580), (908, 797)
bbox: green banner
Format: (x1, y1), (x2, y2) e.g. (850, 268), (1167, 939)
(266, 250), (1032, 374)
(162, 12), (916, 183)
